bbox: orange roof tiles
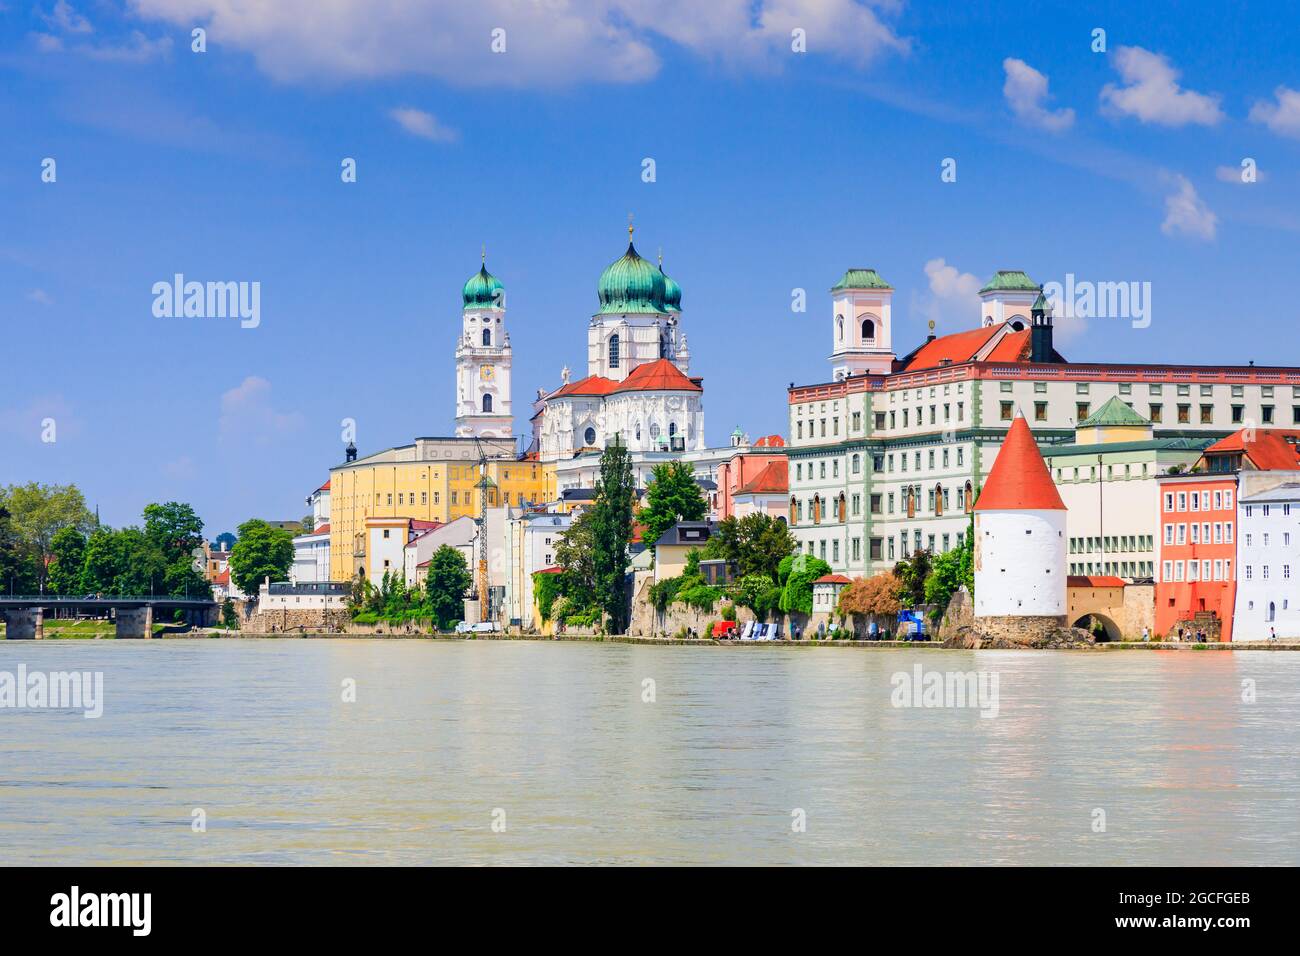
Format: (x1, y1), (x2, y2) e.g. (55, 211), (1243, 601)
(974, 413), (1066, 511)
(753, 434), (785, 447)
(735, 460), (788, 496)
(552, 375), (619, 397)
(1067, 575), (1125, 588)
(814, 574), (852, 585)
(1205, 428), (1300, 470)
(898, 325), (1002, 372)
(984, 328), (1032, 363)
(614, 358), (703, 393)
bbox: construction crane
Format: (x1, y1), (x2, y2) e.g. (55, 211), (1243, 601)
(472, 435), (492, 620)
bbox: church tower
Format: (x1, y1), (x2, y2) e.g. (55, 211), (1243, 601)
(829, 269), (895, 380)
(455, 254), (514, 439)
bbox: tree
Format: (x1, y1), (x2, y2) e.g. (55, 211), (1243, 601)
(894, 550), (932, 607)
(706, 513), (796, 581)
(80, 528), (120, 595)
(0, 483), (94, 592)
(587, 438), (636, 632)
(555, 508), (598, 603)
(228, 519), (294, 598)
(144, 502), (209, 598)
(533, 570), (563, 622)
(779, 554), (832, 614)
(0, 504), (34, 595)
(924, 536), (973, 618)
(425, 546), (472, 629)
(639, 460), (707, 547)
(734, 572), (782, 617)
(838, 572), (902, 617)
(46, 527), (87, 595)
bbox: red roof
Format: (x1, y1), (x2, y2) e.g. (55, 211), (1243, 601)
(814, 574), (852, 585)
(753, 434), (785, 447)
(735, 459), (788, 496)
(898, 326), (1002, 372)
(553, 375), (619, 397)
(310, 523), (330, 536)
(410, 519), (443, 532)
(1068, 575), (1125, 588)
(974, 413), (1066, 511)
(535, 566), (562, 575)
(984, 329), (1032, 363)
(317, 479), (331, 492)
(614, 358), (702, 393)
(213, 569), (230, 585)
(1205, 428), (1300, 470)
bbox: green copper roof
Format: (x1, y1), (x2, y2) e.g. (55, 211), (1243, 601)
(831, 268), (892, 292)
(597, 241), (668, 314)
(462, 263), (504, 310)
(1032, 291), (1050, 311)
(659, 264), (682, 312)
(979, 270), (1039, 294)
(1078, 396), (1151, 428)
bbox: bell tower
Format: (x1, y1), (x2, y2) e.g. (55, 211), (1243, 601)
(455, 251), (514, 440)
(829, 268), (895, 380)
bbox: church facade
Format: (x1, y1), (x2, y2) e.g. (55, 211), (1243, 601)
(454, 258), (515, 440)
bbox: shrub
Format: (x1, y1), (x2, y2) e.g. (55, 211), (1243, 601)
(721, 602), (737, 622)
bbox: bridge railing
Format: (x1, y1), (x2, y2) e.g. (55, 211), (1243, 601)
(0, 595), (216, 604)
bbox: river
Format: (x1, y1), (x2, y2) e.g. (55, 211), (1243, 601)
(1, 639), (1297, 865)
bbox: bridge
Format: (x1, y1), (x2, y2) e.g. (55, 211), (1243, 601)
(0, 595), (218, 639)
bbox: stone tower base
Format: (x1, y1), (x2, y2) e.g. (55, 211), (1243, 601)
(945, 614), (1093, 649)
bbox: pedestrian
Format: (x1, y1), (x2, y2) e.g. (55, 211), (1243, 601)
(1142, 626), (1149, 642)
(1270, 626), (1278, 643)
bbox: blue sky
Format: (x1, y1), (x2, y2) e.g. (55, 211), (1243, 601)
(3, 1), (1299, 537)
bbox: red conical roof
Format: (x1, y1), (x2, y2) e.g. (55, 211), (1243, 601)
(974, 412), (1066, 511)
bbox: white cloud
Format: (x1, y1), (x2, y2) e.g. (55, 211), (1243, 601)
(218, 376), (304, 446)
(914, 258), (981, 329)
(388, 107), (459, 143)
(1249, 86), (1300, 139)
(1002, 58), (1074, 131)
(42, 0), (93, 34)
(1100, 46), (1223, 127)
(80, 30), (173, 63)
(1161, 175), (1217, 241)
(26, 289), (54, 306)
(128, 0), (907, 86)
(1215, 163), (1265, 184)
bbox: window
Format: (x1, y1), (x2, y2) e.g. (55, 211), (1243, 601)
(1076, 383), (1090, 395)
(1001, 381), (1013, 393)
(1035, 401), (1047, 421)
(1263, 405), (1275, 424)
(482, 328), (491, 347)
(1149, 403), (1162, 423)
(1001, 401), (1013, 421)
(851, 454), (861, 474)
(483, 394), (493, 413)
(1076, 403), (1090, 421)
(1177, 404), (1190, 423)
(1201, 405), (1214, 424)
(584, 426), (597, 446)
(862, 318), (875, 340)
(1231, 405), (1244, 424)
(608, 334), (620, 369)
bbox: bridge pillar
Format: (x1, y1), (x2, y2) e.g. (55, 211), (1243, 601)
(3, 607), (44, 640)
(116, 606), (153, 639)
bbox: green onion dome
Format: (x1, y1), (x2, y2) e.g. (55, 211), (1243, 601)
(659, 261), (682, 313)
(462, 262), (504, 310)
(597, 236), (667, 315)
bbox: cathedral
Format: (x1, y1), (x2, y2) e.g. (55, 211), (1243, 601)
(454, 225), (714, 487)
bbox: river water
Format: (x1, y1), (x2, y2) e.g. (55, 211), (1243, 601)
(1, 639), (1297, 865)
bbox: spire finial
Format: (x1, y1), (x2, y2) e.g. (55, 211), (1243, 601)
(481, 243), (486, 264)
(627, 212), (634, 240)
(658, 246), (663, 266)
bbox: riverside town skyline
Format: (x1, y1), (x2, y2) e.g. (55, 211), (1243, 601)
(1, 0), (1297, 909)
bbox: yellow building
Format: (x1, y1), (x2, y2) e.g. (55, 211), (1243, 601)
(328, 436), (555, 581)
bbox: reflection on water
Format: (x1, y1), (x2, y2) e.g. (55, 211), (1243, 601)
(0, 640), (1297, 865)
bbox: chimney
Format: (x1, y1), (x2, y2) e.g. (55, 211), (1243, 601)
(1030, 290), (1053, 363)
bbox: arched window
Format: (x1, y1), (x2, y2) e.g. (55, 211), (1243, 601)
(836, 315), (844, 341)
(838, 493), (847, 523)
(934, 483), (944, 516)
(584, 426), (597, 446)
(790, 496), (798, 525)
(851, 454), (861, 475)
(964, 480), (973, 513)
(608, 334), (620, 369)
(482, 329), (491, 347)
(635, 423), (642, 441)
(862, 318), (875, 341)
(813, 495), (821, 525)
(669, 422), (677, 437)
(482, 394), (493, 413)
(907, 487), (916, 519)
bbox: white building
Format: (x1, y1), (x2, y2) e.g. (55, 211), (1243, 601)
(502, 508), (573, 629)
(403, 515), (477, 587)
(455, 257), (514, 440)
(973, 412), (1068, 620)
(1233, 482), (1300, 640)
(364, 516), (443, 585)
(291, 524), (331, 583)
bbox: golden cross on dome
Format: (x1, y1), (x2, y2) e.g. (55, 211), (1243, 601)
(627, 212), (634, 239)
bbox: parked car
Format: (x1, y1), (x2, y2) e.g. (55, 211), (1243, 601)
(453, 621), (472, 634)
(712, 620), (738, 639)
(471, 621), (500, 633)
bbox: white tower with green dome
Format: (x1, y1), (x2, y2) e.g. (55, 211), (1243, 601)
(454, 254), (514, 440)
(829, 268), (896, 380)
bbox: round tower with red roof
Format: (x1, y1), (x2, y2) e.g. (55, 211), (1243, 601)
(973, 410), (1068, 623)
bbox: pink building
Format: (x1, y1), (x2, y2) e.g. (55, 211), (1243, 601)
(715, 435), (786, 520)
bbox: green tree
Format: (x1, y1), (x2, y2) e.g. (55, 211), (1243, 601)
(425, 545), (472, 629)
(0, 504), (35, 595)
(779, 555), (832, 615)
(533, 570), (563, 622)
(706, 512), (796, 581)
(734, 572), (782, 617)
(555, 508), (598, 602)
(228, 519), (295, 598)
(0, 483), (94, 592)
(639, 460), (707, 547)
(46, 526), (87, 595)
(924, 536), (974, 618)
(894, 550), (932, 608)
(80, 528), (120, 595)
(587, 438), (636, 632)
